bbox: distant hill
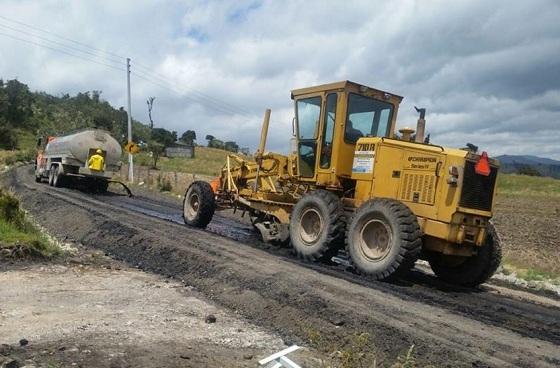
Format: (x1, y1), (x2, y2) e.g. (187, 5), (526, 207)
(0, 78), (152, 151)
(496, 155), (560, 179)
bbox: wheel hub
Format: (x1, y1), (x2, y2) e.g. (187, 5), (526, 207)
(185, 192), (199, 220)
(300, 208), (323, 244)
(359, 219), (392, 260)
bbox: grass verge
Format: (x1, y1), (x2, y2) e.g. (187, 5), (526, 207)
(497, 173), (560, 197)
(0, 187), (61, 259)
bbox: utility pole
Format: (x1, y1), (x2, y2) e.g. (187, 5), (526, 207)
(126, 57), (133, 182)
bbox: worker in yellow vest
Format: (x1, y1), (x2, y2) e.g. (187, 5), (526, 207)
(88, 149), (105, 171)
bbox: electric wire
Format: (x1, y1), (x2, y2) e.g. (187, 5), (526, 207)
(131, 62), (254, 116)
(131, 71), (259, 117)
(0, 22), (123, 66)
(0, 14), (284, 125)
(0, 14), (126, 61)
(0, 31), (125, 72)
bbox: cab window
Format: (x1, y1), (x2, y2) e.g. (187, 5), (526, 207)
(320, 93), (337, 168)
(297, 97), (321, 139)
(296, 96), (322, 177)
(345, 93), (393, 144)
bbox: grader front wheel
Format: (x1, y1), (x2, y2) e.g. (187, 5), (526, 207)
(346, 199), (422, 280)
(428, 223), (502, 287)
(289, 190), (345, 261)
(183, 181), (216, 228)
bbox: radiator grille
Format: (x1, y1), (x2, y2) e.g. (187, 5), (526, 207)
(400, 172), (436, 204)
(459, 161), (497, 211)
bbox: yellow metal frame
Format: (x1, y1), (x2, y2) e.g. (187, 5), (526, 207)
(216, 81), (498, 257)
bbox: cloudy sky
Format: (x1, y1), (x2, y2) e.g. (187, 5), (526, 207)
(1, 0), (559, 159)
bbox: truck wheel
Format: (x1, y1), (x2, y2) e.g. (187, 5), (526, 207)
(52, 166), (64, 187)
(183, 181), (215, 228)
(346, 199), (421, 280)
(289, 190), (345, 261)
(96, 180), (109, 193)
(48, 166), (56, 186)
(428, 223), (502, 287)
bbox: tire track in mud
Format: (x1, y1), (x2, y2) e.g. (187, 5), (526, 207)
(8, 166), (560, 367)
(83, 188), (560, 347)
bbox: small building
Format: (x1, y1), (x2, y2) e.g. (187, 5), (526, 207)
(165, 142), (195, 158)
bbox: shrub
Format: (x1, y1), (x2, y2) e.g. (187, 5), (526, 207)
(157, 175), (172, 192)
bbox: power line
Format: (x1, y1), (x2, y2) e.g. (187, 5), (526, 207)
(0, 31), (125, 72)
(131, 71), (258, 117)
(0, 22), (123, 66)
(131, 61), (254, 116)
(0, 14), (283, 125)
(0, 14), (126, 61)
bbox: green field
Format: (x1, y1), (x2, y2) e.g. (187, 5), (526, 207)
(497, 173), (560, 197)
(133, 146), (235, 177)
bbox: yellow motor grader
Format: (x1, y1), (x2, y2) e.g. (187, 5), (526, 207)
(183, 81), (501, 287)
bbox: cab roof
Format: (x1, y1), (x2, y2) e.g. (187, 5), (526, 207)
(291, 80), (403, 102)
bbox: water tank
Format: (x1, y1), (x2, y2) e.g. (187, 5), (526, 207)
(45, 129), (122, 167)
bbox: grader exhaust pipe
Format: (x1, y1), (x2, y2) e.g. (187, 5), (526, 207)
(414, 106), (426, 143)
(253, 108), (271, 192)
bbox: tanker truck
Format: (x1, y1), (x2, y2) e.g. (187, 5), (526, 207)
(34, 129), (129, 194)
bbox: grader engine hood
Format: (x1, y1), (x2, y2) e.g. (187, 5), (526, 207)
(350, 137), (499, 224)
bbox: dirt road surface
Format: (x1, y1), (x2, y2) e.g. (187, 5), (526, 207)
(4, 166), (560, 367)
(0, 250), (305, 367)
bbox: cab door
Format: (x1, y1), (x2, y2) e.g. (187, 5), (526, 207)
(295, 95), (323, 180)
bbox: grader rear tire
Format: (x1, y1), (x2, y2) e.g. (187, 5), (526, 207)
(428, 223), (502, 287)
(289, 190), (345, 261)
(346, 199), (422, 280)
(183, 181), (215, 228)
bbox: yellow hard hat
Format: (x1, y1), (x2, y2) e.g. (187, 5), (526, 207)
(96, 149), (102, 154)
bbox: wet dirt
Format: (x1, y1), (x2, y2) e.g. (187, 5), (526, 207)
(0, 246), (316, 368)
(5, 166), (560, 367)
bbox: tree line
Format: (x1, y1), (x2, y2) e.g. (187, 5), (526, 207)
(0, 79), (242, 160)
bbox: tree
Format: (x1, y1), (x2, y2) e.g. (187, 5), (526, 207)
(517, 165), (542, 177)
(205, 134), (215, 146)
(93, 114), (113, 130)
(0, 123), (18, 150)
(209, 138), (224, 149)
(148, 141), (165, 169)
(146, 97), (155, 130)
(4, 79), (33, 128)
(180, 130), (197, 145)
(151, 127), (176, 147)
(224, 141), (239, 153)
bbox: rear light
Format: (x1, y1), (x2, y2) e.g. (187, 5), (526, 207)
(475, 151), (491, 176)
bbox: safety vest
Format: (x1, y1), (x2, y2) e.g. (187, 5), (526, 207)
(88, 154), (105, 171)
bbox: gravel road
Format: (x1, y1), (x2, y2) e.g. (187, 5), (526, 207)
(6, 166), (560, 367)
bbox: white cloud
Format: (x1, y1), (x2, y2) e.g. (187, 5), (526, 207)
(0, 0), (559, 158)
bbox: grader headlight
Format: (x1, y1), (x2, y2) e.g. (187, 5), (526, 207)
(447, 165), (460, 185)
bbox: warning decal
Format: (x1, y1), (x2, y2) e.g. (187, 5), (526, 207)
(352, 150), (375, 173)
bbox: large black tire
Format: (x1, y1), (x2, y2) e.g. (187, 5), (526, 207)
(289, 190), (345, 261)
(183, 181), (216, 228)
(48, 166), (55, 186)
(96, 180), (109, 193)
(53, 166), (66, 188)
(346, 199), (422, 280)
(428, 223), (502, 287)
(52, 165), (64, 188)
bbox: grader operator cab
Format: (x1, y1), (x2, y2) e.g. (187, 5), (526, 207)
(183, 81), (501, 287)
